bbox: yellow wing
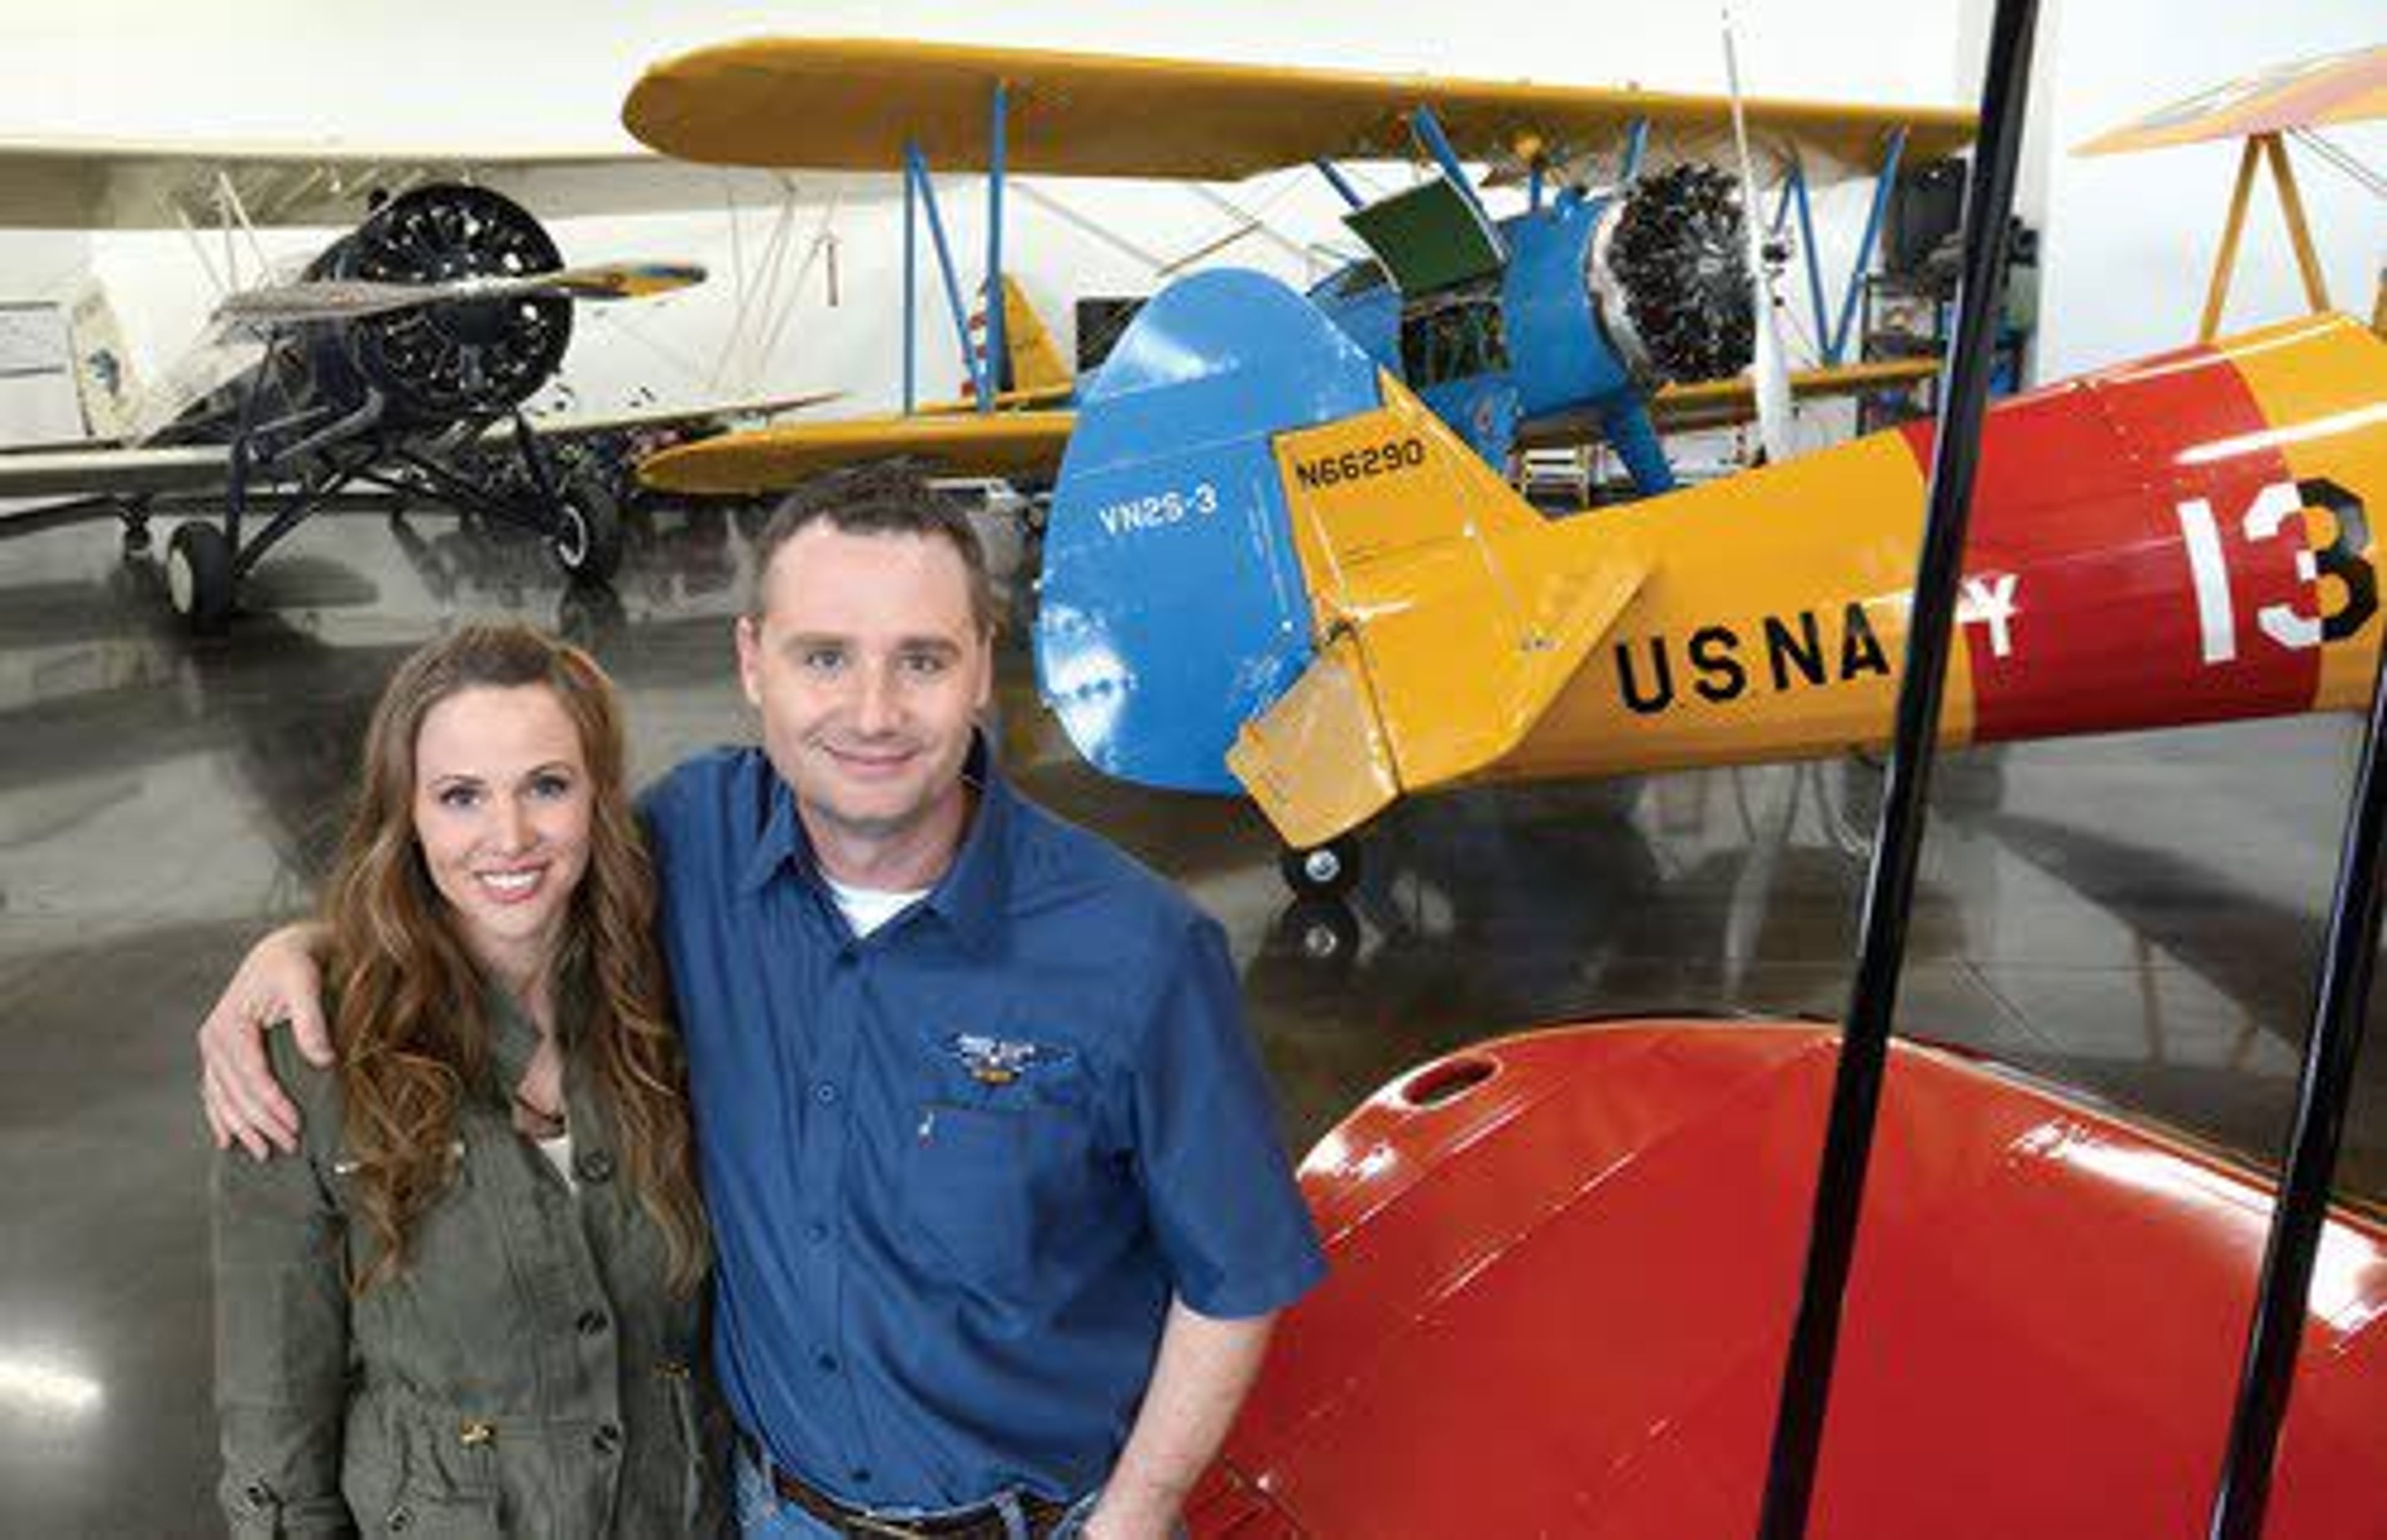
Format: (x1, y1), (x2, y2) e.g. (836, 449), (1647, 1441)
(1514, 358), (1943, 444)
(626, 38), (1973, 185)
(641, 358), (1944, 495)
(638, 411), (1077, 494)
(2076, 45), (2386, 156)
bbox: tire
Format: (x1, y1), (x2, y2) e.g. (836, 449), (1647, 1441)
(550, 477), (625, 584)
(1278, 836), (1360, 900)
(166, 521), (236, 636)
(1277, 897), (1361, 973)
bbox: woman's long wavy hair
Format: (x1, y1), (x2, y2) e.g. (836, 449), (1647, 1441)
(323, 624), (706, 1295)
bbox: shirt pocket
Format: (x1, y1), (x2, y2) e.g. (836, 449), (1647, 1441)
(901, 1101), (1095, 1298)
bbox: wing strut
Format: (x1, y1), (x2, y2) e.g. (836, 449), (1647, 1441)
(1311, 158), (1364, 209)
(901, 145), (980, 409)
(1828, 127), (1907, 364)
(896, 81), (1013, 416)
(985, 80), (1008, 414)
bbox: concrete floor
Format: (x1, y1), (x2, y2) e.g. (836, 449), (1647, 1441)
(3, 503), (2380, 1536)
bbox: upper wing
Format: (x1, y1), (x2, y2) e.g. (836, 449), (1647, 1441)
(637, 410), (1077, 493)
(0, 135), (876, 229)
(625, 38), (1974, 185)
(2075, 45), (2386, 155)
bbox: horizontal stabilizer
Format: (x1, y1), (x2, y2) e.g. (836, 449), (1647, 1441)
(1226, 633), (1401, 850)
(1236, 369), (1648, 840)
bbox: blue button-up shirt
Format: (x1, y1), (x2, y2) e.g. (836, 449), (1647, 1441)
(642, 741), (1325, 1507)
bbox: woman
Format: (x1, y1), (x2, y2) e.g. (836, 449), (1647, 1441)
(213, 623), (725, 1537)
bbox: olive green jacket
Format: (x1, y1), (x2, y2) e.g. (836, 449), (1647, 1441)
(213, 993), (729, 1538)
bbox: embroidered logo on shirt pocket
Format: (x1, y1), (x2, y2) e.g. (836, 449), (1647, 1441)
(943, 1032), (1072, 1089)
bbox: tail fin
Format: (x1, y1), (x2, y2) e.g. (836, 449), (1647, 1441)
(966, 275), (1074, 401)
(65, 280), (139, 442)
(1036, 268), (1644, 845)
(997, 276), (1072, 396)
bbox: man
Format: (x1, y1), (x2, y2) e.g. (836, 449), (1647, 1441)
(200, 474), (1326, 1539)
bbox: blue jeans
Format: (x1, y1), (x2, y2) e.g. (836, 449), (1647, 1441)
(733, 1444), (1102, 1539)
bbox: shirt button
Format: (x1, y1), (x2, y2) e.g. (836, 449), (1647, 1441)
(591, 1421), (622, 1455)
(812, 1081), (838, 1106)
(804, 1220), (829, 1244)
(814, 1351), (839, 1374)
(574, 1149), (616, 1184)
(576, 1309), (609, 1337)
(850, 1467), (872, 1487)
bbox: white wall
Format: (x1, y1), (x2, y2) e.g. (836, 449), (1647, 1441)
(2035, 1), (2381, 378)
(0, 1), (2104, 423)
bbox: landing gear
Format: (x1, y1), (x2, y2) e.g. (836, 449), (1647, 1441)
(1276, 897), (1361, 973)
(550, 476), (625, 584)
(1279, 836), (1360, 900)
(165, 521), (236, 636)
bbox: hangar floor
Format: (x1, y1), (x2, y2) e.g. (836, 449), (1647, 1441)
(4, 504), (2381, 1535)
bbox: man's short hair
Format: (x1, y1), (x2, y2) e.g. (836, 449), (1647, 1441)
(745, 465), (997, 636)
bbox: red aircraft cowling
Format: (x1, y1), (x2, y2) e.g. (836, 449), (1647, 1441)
(1189, 1021), (2386, 1538)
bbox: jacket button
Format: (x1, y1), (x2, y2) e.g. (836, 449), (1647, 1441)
(387, 1505), (413, 1531)
(592, 1421), (622, 1455)
(576, 1309), (609, 1336)
(574, 1149), (615, 1183)
(242, 1480), (275, 1508)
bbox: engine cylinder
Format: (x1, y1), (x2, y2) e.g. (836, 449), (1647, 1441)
(1587, 163), (1756, 388)
(306, 183), (573, 424)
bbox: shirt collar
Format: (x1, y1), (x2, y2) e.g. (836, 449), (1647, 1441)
(922, 735), (1011, 956)
(737, 733), (1014, 956)
(739, 763), (808, 896)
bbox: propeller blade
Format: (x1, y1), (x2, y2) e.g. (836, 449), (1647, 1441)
(1723, 9), (1795, 464)
(536, 260), (709, 302)
(215, 278), (441, 324)
(214, 262), (707, 325)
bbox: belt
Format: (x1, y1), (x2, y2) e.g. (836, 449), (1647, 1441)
(738, 1431), (1071, 1540)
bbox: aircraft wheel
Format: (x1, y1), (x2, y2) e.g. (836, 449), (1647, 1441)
(1279, 837), (1360, 899)
(551, 479), (625, 584)
(1278, 897), (1361, 973)
(166, 521), (236, 636)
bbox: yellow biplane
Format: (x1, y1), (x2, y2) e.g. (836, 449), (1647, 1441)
(623, 39), (2381, 907)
